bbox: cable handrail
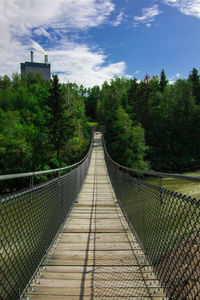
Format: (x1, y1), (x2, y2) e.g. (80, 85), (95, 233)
(0, 136), (93, 181)
(102, 135), (200, 183)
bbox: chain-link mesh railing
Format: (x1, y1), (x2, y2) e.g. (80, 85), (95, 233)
(0, 138), (93, 300)
(103, 139), (200, 300)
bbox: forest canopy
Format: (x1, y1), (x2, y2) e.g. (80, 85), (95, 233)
(86, 68), (200, 171)
(1, 67), (200, 182)
(0, 73), (90, 177)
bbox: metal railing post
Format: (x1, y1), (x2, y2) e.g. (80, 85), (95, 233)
(30, 174), (34, 203)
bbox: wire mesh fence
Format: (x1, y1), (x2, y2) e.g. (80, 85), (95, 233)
(104, 141), (200, 300)
(0, 139), (93, 300)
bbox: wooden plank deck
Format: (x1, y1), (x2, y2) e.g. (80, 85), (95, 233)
(24, 132), (167, 300)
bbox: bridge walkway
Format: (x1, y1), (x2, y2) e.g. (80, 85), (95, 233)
(24, 132), (167, 299)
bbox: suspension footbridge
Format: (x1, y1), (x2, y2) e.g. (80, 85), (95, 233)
(0, 131), (199, 299)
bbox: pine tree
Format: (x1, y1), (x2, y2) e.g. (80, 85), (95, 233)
(160, 69), (168, 92)
(188, 67), (200, 104)
(45, 75), (68, 164)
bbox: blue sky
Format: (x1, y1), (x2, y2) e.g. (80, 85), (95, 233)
(1, 0), (200, 87)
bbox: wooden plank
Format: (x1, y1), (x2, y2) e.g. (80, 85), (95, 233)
(76, 203), (116, 207)
(63, 224), (124, 229)
(60, 232), (128, 238)
(71, 214), (120, 219)
(62, 228), (125, 233)
(45, 259), (149, 266)
(67, 217), (121, 222)
(71, 210), (119, 213)
(26, 296), (167, 300)
(63, 227), (125, 232)
(77, 196), (114, 201)
(24, 296), (92, 300)
(30, 279), (161, 289)
(58, 240), (136, 246)
(84, 183), (110, 186)
(72, 208), (119, 211)
(77, 200), (115, 204)
(66, 222), (122, 227)
(52, 243), (136, 251)
(27, 286), (166, 297)
(73, 206), (118, 210)
(52, 250), (140, 259)
(72, 209), (119, 213)
(67, 220), (122, 225)
(39, 265), (154, 274)
(35, 272), (158, 281)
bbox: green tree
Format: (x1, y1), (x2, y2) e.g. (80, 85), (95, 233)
(98, 77), (149, 169)
(0, 72), (91, 190)
(0, 109), (32, 174)
(105, 106), (148, 169)
(85, 85), (101, 121)
(188, 67), (200, 104)
(160, 69), (168, 92)
(45, 75), (70, 164)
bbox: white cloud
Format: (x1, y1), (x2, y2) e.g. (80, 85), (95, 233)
(1, 0), (115, 35)
(169, 79), (175, 84)
(57, 0), (115, 29)
(134, 5), (162, 26)
(111, 12), (124, 26)
(163, 0), (200, 18)
(134, 70), (141, 75)
(169, 72), (181, 83)
(125, 74), (134, 79)
(0, 0), (125, 87)
(34, 27), (51, 39)
(146, 23), (152, 28)
(49, 43), (126, 87)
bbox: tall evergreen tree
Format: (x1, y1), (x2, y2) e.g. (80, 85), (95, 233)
(45, 75), (69, 164)
(160, 69), (168, 92)
(188, 67), (200, 104)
